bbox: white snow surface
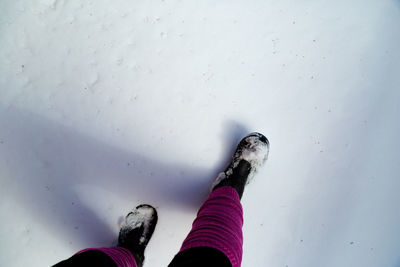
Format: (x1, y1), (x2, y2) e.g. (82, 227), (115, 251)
(1, 0), (400, 267)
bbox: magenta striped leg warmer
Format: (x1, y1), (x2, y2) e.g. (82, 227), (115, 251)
(76, 247), (137, 267)
(179, 186), (244, 267)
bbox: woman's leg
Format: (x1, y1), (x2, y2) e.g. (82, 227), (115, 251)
(169, 247), (232, 267)
(53, 204), (158, 267)
(53, 248), (131, 267)
(169, 133), (269, 267)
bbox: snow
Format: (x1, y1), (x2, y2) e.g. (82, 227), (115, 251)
(0, 0), (400, 266)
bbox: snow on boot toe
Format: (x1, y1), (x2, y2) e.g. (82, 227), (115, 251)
(118, 204), (158, 266)
(211, 132), (269, 198)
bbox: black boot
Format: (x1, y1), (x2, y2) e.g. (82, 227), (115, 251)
(118, 204), (158, 267)
(212, 132), (269, 199)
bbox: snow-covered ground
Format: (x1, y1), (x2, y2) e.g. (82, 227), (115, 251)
(1, 0), (399, 266)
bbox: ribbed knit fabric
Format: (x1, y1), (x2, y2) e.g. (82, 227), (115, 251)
(76, 247), (137, 267)
(179, 186), (244, 267)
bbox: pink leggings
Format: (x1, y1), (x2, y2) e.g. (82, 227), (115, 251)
(73, 186), (243, 267)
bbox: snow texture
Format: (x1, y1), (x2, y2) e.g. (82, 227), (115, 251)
(1, 0), (400, 267)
